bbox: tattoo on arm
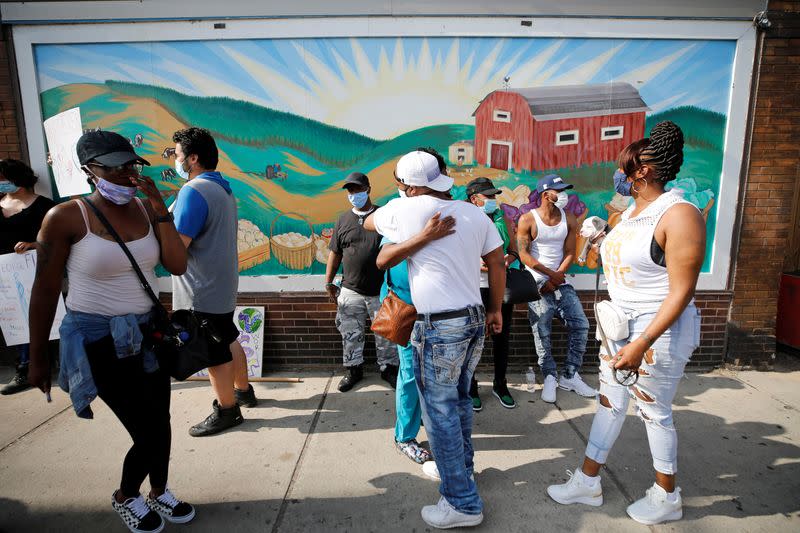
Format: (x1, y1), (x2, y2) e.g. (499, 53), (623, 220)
(517, 234), (531, 253)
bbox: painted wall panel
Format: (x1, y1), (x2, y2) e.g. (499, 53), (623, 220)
(12, 19), (752, 290)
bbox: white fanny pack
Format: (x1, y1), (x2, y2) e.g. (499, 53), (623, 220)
(594, 300), (631, 341)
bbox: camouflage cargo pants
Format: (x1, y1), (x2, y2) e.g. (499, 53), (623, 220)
(335, 287), (399, 368)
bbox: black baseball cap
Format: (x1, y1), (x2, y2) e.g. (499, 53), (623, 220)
(342, 171), (369, 189)
(76, 130), (150, 167)
(466, 177), (501, 198)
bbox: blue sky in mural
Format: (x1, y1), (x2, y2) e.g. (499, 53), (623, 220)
(35, 37), (735, 139)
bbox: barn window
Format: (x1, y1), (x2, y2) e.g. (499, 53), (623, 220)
(556, 130), (579, 146)
(458, 148), (465, 153)
(493, 109), (511, 123)
(601, 126), (624, 140)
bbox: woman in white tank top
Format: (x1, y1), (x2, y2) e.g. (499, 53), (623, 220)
(26, 131), (194, 532)
(548, 122), (706, 526)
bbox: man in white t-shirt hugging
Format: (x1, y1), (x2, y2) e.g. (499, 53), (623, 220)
(364, 151), (505, 529)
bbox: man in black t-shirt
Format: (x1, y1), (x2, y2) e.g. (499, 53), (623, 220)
(325, 172), (398, 392)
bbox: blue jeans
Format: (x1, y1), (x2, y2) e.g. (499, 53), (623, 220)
(395, 342), (422, 443)
(527, 284), (589, 379)
(411, 306), (485, 515)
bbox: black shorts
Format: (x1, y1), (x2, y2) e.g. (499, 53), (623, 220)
(194, 310), (239, 367)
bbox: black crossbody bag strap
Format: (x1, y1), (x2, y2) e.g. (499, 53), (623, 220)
(82, 198), (165, 312)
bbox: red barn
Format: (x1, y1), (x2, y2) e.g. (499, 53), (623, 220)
(473, 82), (649, 172)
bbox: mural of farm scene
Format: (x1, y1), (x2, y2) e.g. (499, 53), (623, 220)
(35, 37), (735, 275)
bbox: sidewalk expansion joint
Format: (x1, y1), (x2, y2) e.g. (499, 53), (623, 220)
(0, 403), (72, 454)
(271, 372), (333, 533)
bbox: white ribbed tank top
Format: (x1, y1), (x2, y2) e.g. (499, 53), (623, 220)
(65, 199), (160, 316)
(526, 207), (568, 284)
(600, 190), (697, 311)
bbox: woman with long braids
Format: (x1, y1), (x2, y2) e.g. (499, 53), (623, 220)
(547, 121), (705, 525)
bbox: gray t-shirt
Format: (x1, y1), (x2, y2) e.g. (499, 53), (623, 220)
(171, 173), (238, 313)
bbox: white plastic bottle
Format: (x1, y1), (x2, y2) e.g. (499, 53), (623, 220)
(525, 367), (536, 392)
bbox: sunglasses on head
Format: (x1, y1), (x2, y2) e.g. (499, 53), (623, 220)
(614, 368), (639, 386)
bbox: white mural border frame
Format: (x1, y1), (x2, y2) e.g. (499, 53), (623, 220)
(11, 16), (756, 292)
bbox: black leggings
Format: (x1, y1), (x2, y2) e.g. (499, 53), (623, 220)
(478, 289), (515, 383)
(87, 346), (171, 497)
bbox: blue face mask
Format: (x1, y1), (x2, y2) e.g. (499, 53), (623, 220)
(482, 199), (498, 214)
(0, 181), (19, 194)
(613, 169), (633, 197)
(348, 191), (369, 209)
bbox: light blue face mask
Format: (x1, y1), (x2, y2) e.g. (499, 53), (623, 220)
(348, 191), (369, 209)
(0, 181), (19, 194)
(175, 159), (190, 180)
(482, 199), (498, 214)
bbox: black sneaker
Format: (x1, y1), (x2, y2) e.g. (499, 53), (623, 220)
(1, 364), (31, 395)
(492, 379), (517, 409)
(111, 492), (164, 533)
(470, 378), (482, 412)
(189, 400), (244, 437)
(338, 365), (363, 392)
(235, 384), (258, 408)
(146, 488), (196, 524)
(380, 364), (399, 389)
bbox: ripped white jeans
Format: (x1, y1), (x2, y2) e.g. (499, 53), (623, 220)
(585, 304), (701, 475)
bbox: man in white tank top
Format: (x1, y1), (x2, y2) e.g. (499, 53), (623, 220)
(517, 175), (596, 402)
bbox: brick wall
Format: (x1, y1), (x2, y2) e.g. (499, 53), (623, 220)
(0, 26), (22, 160)
(178, 292), (731, 371)
(727, 1), (800, 367)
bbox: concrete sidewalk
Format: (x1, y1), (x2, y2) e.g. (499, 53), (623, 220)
(0, 366), (798, 532)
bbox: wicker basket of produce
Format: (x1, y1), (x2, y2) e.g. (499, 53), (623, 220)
(237, 219), (271, 272)
(270, 212), (316, 270)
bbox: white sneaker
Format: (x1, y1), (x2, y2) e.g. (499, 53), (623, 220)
(423, 460), (441, 480)
(546, 469), (603, 506)
(421, 496), (484, 529)
(422, 461), (475, 483)
(559, 372), (598, 398)
(542, 374), (558, 403)
(626, 483), (683, 525)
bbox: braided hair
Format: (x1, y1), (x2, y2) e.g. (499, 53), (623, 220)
(639, 121), (684, 182)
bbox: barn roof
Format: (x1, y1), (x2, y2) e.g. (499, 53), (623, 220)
(474, 82), (649, 121)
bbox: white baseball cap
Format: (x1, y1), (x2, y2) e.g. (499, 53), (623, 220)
(395, 151), (454, 192)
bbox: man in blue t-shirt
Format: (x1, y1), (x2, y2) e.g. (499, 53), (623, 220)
(170, 127), (257, 437)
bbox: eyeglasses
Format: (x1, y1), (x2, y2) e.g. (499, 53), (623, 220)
(614, 368), (639, 386)
(87, 162), (143, 175)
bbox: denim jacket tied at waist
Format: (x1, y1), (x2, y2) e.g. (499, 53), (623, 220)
(58, 309), (157, 419)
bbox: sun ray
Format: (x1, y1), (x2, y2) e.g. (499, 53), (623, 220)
(466, 39), (506, 93)
(349, 38), (378, 88)
(510, 41), (564, 87)
(615, 44), (697, 87)
(292, 42), (349, 101)
(549, 43), (625, 85)
(391, 38), (406, 81)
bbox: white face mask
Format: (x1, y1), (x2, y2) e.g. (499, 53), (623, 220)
(398, 189), (407, 198)
(175, 158), (190, 180)
(554, 191), (569, 209)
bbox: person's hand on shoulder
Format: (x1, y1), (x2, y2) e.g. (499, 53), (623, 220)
(421, 212), (456, 242)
